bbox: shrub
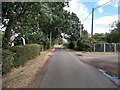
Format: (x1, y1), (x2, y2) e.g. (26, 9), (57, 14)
(63, 43), (68, 49)
(76, 39), (91, 51)
(11, 44), (41, 67)
(2, 49), (14, 75)
(68, 41), (75, 49)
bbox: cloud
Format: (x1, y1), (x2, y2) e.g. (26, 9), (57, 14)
(94, 15), (118, 25)
(97, 0), (119, 13)
(63, 0), (89, 22)
(63, 0), (118, 35)
(112, 1), (119, 8)
(97, 0), (110, 6)
(84, 15), (118, 34)
(114, 2), (118, 7)
(97, 0), (111, 13)
(98, 8), (103, 13)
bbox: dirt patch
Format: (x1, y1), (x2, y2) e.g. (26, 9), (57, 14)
(72, 51), (119, 78)
(2, 49), (55, 88)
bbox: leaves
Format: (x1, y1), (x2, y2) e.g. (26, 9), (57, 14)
(2, 2), (83, 49)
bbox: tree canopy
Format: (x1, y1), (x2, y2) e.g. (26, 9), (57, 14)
(2, 2), (82, 49)
(92, 21), (120, 44)
(3, 2), (119, 51)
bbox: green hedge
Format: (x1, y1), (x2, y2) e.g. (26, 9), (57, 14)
(11, 44), (41, 67)
(2, 49), (14, 75)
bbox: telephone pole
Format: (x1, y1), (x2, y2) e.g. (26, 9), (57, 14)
(91, 8), (94, 51)
(91, 8), (94, 37)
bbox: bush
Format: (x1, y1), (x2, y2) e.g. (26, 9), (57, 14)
(2, 49), (14, 75)
(68, 41), (75, 49)
(63, 43), (68, 49)
(11, 44), (41, 67)
(76, 39), (91, 51)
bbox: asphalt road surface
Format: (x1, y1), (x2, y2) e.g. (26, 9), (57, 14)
(39, 48), (118, 88)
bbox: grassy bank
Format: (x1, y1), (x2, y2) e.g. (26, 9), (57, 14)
(3, 49), (55, 88)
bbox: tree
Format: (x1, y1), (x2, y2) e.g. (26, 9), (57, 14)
(2, 2), (65, 49)
(2, 2), (85, 50)
(93, 33), (106, 43)
(105, 21), (120, 43)
(2, 2), (34, 48)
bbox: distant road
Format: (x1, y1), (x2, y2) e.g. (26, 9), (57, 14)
(39, 48), (118, 88)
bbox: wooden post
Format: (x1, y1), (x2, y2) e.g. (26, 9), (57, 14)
(104, 43), (106, 52)
(91, 8), (94, 52)
(93, 43), (95, 52)
(91, 8), (94, 37)
(114, 43), (116, 52)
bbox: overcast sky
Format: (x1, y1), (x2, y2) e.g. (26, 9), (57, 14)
(64, 0), (119, 34)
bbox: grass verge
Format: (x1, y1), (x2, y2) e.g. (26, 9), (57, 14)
(2, 49), (55, 88)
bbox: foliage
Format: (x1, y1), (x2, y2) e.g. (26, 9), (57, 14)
(2, 2), (92, 52)
(66, 28), (91, 51)
(2, 49), (14, 75)
(106, 21), (120, 43)
(11, 44), (41, 67)
(0, 32), (2, 45)
(2, 2), (82, 50)
(2, 2), (119, 52)
(76, 38), (91, 51)
(54, 37), (63, 45)
(92, 21), (120, 44)
(93, 33), (106, 43)
(68, 41), (75, 49)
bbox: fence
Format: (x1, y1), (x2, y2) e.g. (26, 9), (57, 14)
(92, 43), (120, 52)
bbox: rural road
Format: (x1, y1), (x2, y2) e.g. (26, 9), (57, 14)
(39, 48), (118, 88)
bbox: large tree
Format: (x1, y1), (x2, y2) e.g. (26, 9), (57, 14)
(2, 2), (83, 50)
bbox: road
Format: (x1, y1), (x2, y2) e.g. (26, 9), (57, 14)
(39, 48), (118, 88)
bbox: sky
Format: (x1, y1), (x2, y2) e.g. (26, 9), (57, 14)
(64, 0), (119, 35)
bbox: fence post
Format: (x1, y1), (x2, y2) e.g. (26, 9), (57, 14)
(93, 44), (95, 52)
(114, 43), (116, 52)
(104, 43), (106, 52)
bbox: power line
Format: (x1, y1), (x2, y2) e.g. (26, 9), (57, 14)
(83, 11), (92, 22)
(94, 0), (115, 9)
(82, 1), (111, 23)
(94, 1), (110, 9)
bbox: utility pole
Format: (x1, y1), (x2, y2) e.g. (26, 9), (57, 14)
(91, 8), (94, 51)
(91, 8), (94, 37)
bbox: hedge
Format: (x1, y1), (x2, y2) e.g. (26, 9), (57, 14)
(11, 44), (41, 67)
(2, 49), (14, 75)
